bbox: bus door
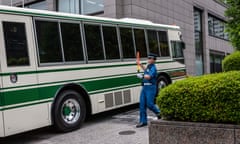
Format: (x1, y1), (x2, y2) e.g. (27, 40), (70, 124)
(0, 14), (47, 136)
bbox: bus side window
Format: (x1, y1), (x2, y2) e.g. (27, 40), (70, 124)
(147, 30), (160, 56)
(158, 31), (170, 57)
(134, 28), (147, 57)
(60, 22), (84, 62)
(84, 24), (104, 61)
(119, 27), (135, 59)
(2, 22), (30, 66)
(35, 20), (63, 63)
(102, 26), (120, 60)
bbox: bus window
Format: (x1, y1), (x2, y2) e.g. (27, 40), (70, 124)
(119, 27), (135, 58)
(84, 24), (104, 61)
(134, 29), (147, 57)
(3, 22), (30, 66)
(147, 30), (160, 56)
(158, 31), (170, 57)
(35, 20), (63, 63)
(60, 22), (84, 62)
(171, 41), (184, 58)
(102, 26), (120, 60)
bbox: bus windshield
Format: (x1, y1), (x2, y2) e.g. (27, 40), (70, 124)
(171, 41), (185, 59)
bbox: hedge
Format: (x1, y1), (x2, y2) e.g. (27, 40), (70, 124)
(222, 51), (240, 72)
(157, 71), (240, 124)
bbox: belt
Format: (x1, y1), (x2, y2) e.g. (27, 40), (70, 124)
(143, 83), (153, 86)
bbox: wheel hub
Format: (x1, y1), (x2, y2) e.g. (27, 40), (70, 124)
(61, 98), (81, 124)
(158, 80), (167, 90)
(63, 106), (71, 116)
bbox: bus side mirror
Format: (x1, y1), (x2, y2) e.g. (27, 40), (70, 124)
(181, 42), (185, 50)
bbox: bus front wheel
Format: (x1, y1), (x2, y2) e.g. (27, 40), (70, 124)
(53, 90), (86, 132)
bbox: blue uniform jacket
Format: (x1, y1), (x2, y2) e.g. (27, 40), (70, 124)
(142, 63), (157, 85)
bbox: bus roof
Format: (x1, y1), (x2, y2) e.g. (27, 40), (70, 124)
(0, 5), (180, 30)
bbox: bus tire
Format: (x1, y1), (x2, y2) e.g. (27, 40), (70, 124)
(53, 90), (86, 132)
(156, 75), (169, 96)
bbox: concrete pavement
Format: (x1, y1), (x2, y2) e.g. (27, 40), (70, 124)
(0, 107), (158, 144)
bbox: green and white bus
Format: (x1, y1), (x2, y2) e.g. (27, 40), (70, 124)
(0, 5), (185, 137)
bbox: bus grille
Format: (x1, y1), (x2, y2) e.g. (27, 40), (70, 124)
(104, 89), (131, 108)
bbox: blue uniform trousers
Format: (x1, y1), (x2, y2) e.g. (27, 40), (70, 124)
(139, 85), (160, 124)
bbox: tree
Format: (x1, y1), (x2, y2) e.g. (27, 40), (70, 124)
(224, 0), (240, 50)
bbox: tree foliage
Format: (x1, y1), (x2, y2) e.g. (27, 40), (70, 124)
(224, 0), (240, 50)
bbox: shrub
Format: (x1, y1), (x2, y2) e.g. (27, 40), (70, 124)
(157, 71), (240, 124)
(222, 51), (240, 72)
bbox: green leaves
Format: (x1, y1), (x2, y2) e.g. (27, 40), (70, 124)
(222, 51), (240, 71)
(157, 71), (240, 124)
(225, 0), (240, 50)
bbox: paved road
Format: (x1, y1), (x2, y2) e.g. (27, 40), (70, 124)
(0, 105), (158, 144)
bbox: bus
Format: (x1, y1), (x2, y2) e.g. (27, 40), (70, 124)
(0, 5), (186, 137)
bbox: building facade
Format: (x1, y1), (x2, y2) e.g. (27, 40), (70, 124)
(0, 0), (233, 75)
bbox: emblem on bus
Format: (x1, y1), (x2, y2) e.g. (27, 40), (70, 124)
(10, 73), (18, 83)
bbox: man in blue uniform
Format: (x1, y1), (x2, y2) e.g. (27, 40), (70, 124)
(136, 53), (160, 128)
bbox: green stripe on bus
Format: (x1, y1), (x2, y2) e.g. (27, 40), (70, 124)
(1, 67), (185, 90)
(0, 75), (141, 106)
(0, 74), (185, 110)
(82, 75), (140, 92)
(1, 73), (135, 90)
(0, 68), (185, 107)
(0, 61), (175, 76)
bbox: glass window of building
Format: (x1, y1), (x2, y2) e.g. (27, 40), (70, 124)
(25, 0), (47, 10)
(210, 51), (225, 73)
(82, 0), (104, 14)
(58, 0), (104, 15)
(214, 19), (223, 37)
(224, 25), (229, 40)
(208, 15), (228, 40)
(58, 0), (80, 14)
(208, 16), (214, 35)
(194, 8), (204, 75)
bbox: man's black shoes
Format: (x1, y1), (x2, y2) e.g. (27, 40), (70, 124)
(136, 123), (147, 128)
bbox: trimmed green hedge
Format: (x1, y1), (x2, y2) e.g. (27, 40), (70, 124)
(157, 71), (240, 124)
(222, 51), (240, 72)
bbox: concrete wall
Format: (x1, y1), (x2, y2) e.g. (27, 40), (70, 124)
(149, 120), (240, 144)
